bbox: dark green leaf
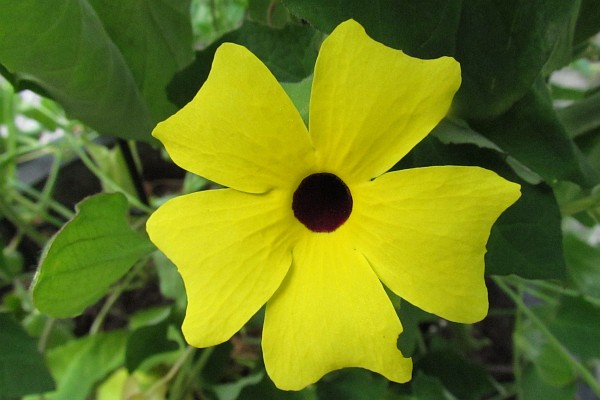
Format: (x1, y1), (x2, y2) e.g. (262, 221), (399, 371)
(399, 137), (567, 279)
(474, 79), (598, 189)
(317, 369), (387, 400)
(125, 320), (178, 372)
(88, 0), (194, 123)
(574, 0), (600, 47)
(454, 0), (578, 119)
(45, 330), (128, 400)
(238, 371), (318, 400)
(0, 0), (153, 140)
(416, 350), (495, 400)
(411, 373), (457, 400)
(283, 0), (462, 59)
(32, 193), (154, 317)
(0, 313), (55, 398)
(283, 0), (576, 119)
(168, 20), (321, 107)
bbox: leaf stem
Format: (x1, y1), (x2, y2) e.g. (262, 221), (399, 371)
(145, 345), (196, 398)
(69, 136), (152, 214)
(493, 276), (600, 396)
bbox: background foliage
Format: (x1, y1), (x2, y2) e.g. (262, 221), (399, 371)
(1, 0), (600, 399)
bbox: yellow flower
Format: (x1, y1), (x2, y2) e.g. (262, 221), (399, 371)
(146, 20), (520, 390)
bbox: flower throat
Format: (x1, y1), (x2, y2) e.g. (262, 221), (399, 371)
(292, 173), (353, 233)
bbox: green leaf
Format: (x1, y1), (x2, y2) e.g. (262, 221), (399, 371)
(125, 320), (178, 372)
(283, 0), (462, 59)
(454, 0), (579, 119)
(88, 0), (194, 123)
(399, 137), (567, 279)
(0, 0), (152, 141)
(283, 0), (576, 119)
(519, 364), (576, 400)
(558, 90), (600, 139)
(411, 373), (457, 400)
(45, 330), (128, 400)
(550, 295), (600, 360)
(574, 0), (600, 47)
(316, 369), (388, 400)
(562, 219), (600, 300)
(281, 75), (312, 126)
(416, 350), (495, 400)
(0, 313), (55, 398)
(238, 371), (318, 400)
(168, 20), (321, 108)
(32, 192), (154, 317)
(474, 79), (598, 189)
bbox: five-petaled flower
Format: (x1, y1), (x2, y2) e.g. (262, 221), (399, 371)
(146, 19), (521, 390)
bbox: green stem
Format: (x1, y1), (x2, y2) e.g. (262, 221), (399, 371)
(117, 140), (148, 206)
(69, 137), (152, 214)
(561, 191), (600, 216)
(89, 261), (143, 334)
(0, 196), (46, 246)
(38, 317), (56, 352)
(494, 277), (600, 396)
(146, 346), (196, 399)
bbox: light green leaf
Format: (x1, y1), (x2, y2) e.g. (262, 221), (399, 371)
(550, 295), (600, 360)
(563, 219), (600, 300)
(88, 0), (194, 123)
(520, 365), (576, 400)
(45, 330), (128, 400)
(0, 313), (55, 398)
(32, 192), (154, 317)
(0, 0), (152, 140)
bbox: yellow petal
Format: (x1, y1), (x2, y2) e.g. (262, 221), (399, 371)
(262, 232), (412, 390)
(146, 188), (299, 347)
(350, 167), (520, 323)
(153, 43), (315, 193)
(309, 20), (461, 183)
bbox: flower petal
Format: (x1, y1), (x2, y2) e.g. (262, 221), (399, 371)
(153, 43), (315, 193)
(350, 167), (521, 323)
(309, 20), (461, 183)
(262, 232), (412, 390)
(147, 188), (299, 347)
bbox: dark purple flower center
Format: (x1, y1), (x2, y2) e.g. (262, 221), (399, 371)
(292, 173), (353, 233)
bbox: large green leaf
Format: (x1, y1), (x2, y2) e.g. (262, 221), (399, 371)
(0, 0), (152, 140)
(45, 331), (128, 400)
(0, 313), (55, 399)
(32, 193), (154, 317)
(453, 0), (579, 119)
(88, 0), (194, 123)
(399, 137), (566, 279)
(283, 0), (462, 59)
(474, 79), (598, 189)
(282, 0), (577, 120)
(168, 20), (321, 108)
